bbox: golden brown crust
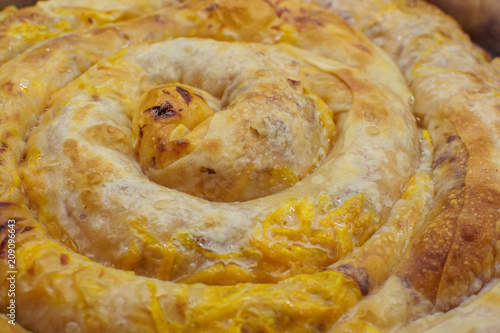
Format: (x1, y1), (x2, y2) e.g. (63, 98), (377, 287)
(399, 279), (500, 332)
(0, 0), (424, 331)
(0, 0), (183, 65)
(1, 0), (500, 332)
(309, 0), (500, 331)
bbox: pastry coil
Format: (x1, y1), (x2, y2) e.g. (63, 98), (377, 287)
(0, 0), (499, 332)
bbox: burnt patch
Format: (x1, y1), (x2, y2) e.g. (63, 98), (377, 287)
(176, 86), (193, 105)
(145, 101), (177, 119)
(200, 166), (216, 175)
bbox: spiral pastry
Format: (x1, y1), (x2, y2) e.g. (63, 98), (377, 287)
(0, 0), (190, 66)
(0, 0), (499, 332)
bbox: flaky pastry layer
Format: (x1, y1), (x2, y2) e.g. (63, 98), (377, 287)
(0, 0), (499, 332)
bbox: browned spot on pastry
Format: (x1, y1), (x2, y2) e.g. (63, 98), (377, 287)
(0, 202), (14, 209)
(447, 135), (457, 143)
(60, 254), (69, 266)
(2, 81), (14, 94)
(394, 119), (469, 304)
(27, 264), (35, 276)
(201, 166), (216, 175)
(176, 86), (193, 105)
(353, 43), (372, 54)
(407, 0), (418, 7)
(335, 264), (371, 296)
(293, 11), (327, 27)
(241, 324), (251, 333)
(158, 141), (168, 154)
(436, 29), (452, 41)
(172, 139), (190, 148)
(5, 9), (47, 26)
(287, 78), (300, 89)
(80, 189), (103, 209)
(202, 138), (222, 154)
(0, 221), (9, 233)
(91, 94), (99, 101)
(20, 226), (34, 234)
(83, 123), (129, 152)
(145, 101), (177, 119)
(63, 139), (119, 189)
(263, 0), (290, 17)
(0, 236), (8, 251)
(460, 225), (478, 242)
(206, 3), (219, 11)
(87, 172), (103, 185)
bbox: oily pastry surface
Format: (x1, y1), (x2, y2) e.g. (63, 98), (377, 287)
(0, 0), (420, 331)
(0, 0), (182, 65)
(0, 0), (498, 332)
(307, 0), (500, 331)
(399, 278), (500, 332)
(20, 37), (417, 284)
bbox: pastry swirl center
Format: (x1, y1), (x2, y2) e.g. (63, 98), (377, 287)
(131, 45), (336, 202)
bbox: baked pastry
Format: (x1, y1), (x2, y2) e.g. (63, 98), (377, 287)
(399, 278), (500, 332)
(0, 0), (498, 332)
(0, 0), (182, 65)
(307, 0), (500, 331)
